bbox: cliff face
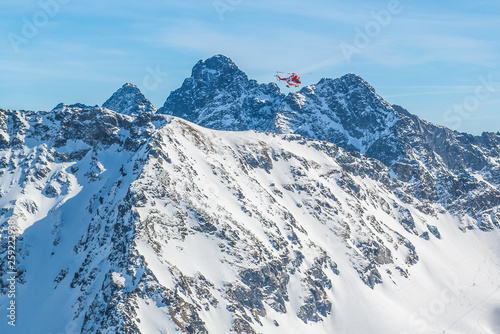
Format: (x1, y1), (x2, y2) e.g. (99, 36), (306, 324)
(158, 54), (283, 132)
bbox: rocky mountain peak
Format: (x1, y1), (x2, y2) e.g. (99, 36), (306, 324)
(157, 55), (283, 131)
(336, 73), (376, 91)
(191, 54), (243, 79)
(188, 54), (250, 93)
(155, 55), (500, 191)
(272, 72), (399, 163)
(103, 82), (156, 115)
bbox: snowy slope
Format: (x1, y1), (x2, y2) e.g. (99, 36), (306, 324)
(272, 74), (399, 159)
(161, 55), (500, 227)
(157, 54), (283, 132)
(0, 106), (499, 333)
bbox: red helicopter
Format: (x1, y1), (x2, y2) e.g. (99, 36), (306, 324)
(276, 72), (303, 88)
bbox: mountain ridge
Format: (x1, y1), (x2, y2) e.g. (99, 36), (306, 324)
(155, 55), (500, 224)
(0, 55), (499, 334)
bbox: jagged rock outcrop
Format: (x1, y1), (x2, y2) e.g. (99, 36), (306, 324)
(103, 83), (156, 115)
(158, 55), (500, 225)
(157, 54), (283, 132)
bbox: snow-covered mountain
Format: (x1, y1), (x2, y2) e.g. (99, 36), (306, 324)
(1, 55), (499, 334)
(157, 55), (283, 132)
(160, 55), (500, 229)
(104, 83), (157, 115)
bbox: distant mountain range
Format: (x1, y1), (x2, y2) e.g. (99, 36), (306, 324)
(1, 55), (499, 334)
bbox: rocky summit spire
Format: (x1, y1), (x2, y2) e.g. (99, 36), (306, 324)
(190, 54), (243, 80)
(103, 83), (156, 116)
(271, 72), (400, 159)
(157, 54), (283, 131)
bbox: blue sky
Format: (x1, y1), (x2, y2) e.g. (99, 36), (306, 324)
(1, 0), (499, 134)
